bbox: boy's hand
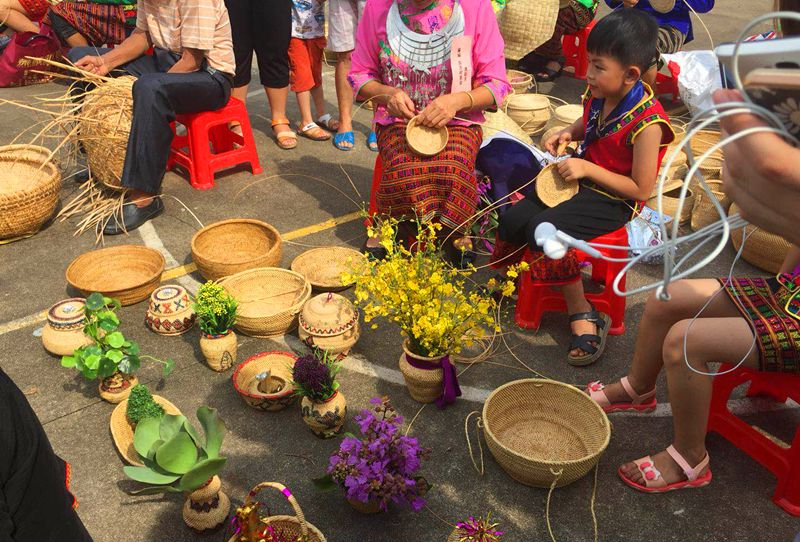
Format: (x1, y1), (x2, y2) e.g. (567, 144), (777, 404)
(557, 158), (589, 183)
(544, 131), (572, 155)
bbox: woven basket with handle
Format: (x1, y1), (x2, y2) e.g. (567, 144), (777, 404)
(730, 203), (792, 274)
(227, 482), (326, 542)
(0, 145), (60, 240)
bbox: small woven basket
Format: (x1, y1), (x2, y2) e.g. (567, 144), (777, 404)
(110, 395), (181, 466)
(536, 163), (578, 207)
(730, 203), (792, 274)
(481, 379), (610, 487)
(542, 104), (583, 135)
(648, 184), (694, 225)
(506, 94), (551, 135)
(696, 155), (724, 179)
(290, 246), (365, 292)
(227, 482), (326, 542)
(507, 69), (533, 95)
(650, 0), (677, 12)
(232, 351), (298, 411)
(406, 116), (448, 156)
(0, 146), (60, 239)
(221, 268), (311, 337)
(192, 219), (282, 281)
(66, 245), (165, 306)
(689, 129), (721, 157)
(481, 110), (534, 145)
(690, 180), (731, 231)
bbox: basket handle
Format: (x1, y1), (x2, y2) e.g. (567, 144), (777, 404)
(464, 411), (485, 476)
(243, 482), (309, 538)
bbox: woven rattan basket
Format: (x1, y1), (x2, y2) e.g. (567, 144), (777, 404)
(221, 268), (311, 337)
(730, 204), (792, 274)
(192, 219), (282, 281)
(691, 180), (731, 231)
(227, 482), (326, 542)
(648, 183), (694, 225)
(481, 379), (610, 487)
(232, 351), (297, 411)
(0, 146), (60, 239)
(110, 396), (181, 466)
(696, 155), (724, 178)
(290, 246), (365, 292)
(66, 245), (165, 306)
(689, 129), (721, 157)
(406, 116), (448, 156)
(650, 0), (677, 12)
(542, 104), (583, 135)
(506, 94), (551, 135)
(536, 163), (578, 207)
(500, 0), (559, 60)
(481, 110), (534, 145)
(507, 69), (533, 95)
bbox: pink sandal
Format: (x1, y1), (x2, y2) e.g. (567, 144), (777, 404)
(619, 445), (712, 493)
(586, 376), (656, 413)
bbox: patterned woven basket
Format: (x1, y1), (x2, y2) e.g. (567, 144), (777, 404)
(0, 145), (60, 239)
(481, 110), (534, 145)
(481, 379), (610, 487)
(690, 180), (731, 232)
(730, 204), (792, 274)
(500, 0), (559, 60)
(192, 219), (283, 281)
(221, 268), (311, 337)
(109, 395), (181, 466)
(227, 482), (326, 542)
(291, 247), (365, 292)
(232, 351), (298, 411)
(66, 245), (165, 306)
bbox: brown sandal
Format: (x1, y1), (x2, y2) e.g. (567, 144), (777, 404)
(271, 119), (297, 150)
(297, 121), (331, 141)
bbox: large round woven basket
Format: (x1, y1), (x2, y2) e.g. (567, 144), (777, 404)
(192, 219), (282, 281)
(232, 351), (298, 411)
(506, 94), (551, 135)
(80, 76), (135, 190)
(648, 183), (694, 225)
(291, 246), (365, 292)
(227, 482), (326, 542)
(481, 379), (610, 488)
(221, 268), (311, 337)
(110, 396), (181, 466)
(0, 146), (60, 239)
(730, 204), (792, 274)
(481, 110), (534, 145)
(500, 0), (559, 61)
(66, 245), (165, 306)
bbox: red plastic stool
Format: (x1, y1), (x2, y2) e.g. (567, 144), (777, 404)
(708, 364), (800, 516)
(167, 97), (262, 190)
(562, 20), (596, 80)
(656, 71), (681, 103)
(514, 225), (628, 335)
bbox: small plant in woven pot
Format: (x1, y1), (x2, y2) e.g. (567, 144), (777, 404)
(314, 397), (430, 511)
(194, 281), (238, 371)
(451, 514), (505, 542)
(125, 384), (165, 425)
(292, 349), (346, 438)
(61, 292), (174, 402)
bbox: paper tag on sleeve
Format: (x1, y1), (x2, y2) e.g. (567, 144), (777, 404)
(450, 35), (473, 93)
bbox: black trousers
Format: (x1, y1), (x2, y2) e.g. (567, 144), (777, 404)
(225, 0), (291, 88)
(67, 47), (232, 194)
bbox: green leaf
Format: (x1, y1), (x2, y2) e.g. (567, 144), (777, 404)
(84, 344), (102, 357)
(84, 354), (100, 370)
(99, 319), (118, 332)
(159, 414), (187, 442)
(118, 355), (140, 375)
(123, 466), (181, 485)
(107, 349), (123, 363)
(85, 293), (105, 311)
(133, 417), (162, 458)
(155, 433), (198, 474)
(106, 331), (125, 348)
(178, 457), (227, 492)
(98, 359), (117, 379)
(130, 485), (184, 495)
(61, 355), (76, 368)
(81, 367), (97, 380)
(146, 439), (164, 460)
(183, 418), (205, 449)
(124, 342), (140, 356)
(197, 406), (225, 458)
(312, 474), (337, 492)
(162, 359), (175, 377)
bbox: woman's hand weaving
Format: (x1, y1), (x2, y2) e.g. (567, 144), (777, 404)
(417, 94), (463, 128)
(386, 89), (416, 120)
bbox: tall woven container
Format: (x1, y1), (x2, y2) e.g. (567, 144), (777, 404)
(398, 340), (443, 404)
(0, 146), (60, 239)
(481, 379), (610, 487)
(690, 180), (730, 231)
(730, 204), (792, 274)
(505, 94), (551, 135)
(481, 110), (534, 145)
(500, 0), (559, 60)
(648, 183), (694, 225)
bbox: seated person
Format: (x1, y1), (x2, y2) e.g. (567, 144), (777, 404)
(605, 0), (715, 88)
(0, 0), (46, 48)
(491, 9), (674, 365)
(518, 0), (599, 82)
(47, 0), (137, 48)
(68, 0), (235, 234)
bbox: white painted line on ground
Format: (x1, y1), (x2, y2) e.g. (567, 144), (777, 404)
(137, 222), (201, 293)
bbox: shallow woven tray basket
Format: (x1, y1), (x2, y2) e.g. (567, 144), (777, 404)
(221, 268), (311, 337)
(0, 145), (60, 239)
(536, 163), (578, 207)
(290, 246), (365, 292)
(110, 396), (181, 466)
(406, 116), (448, 156)
(227, 482), (326, 542)
(482, 379), (610, 488)
(481, 110), (534, 145)
(730, 203), (792, 274)
(192, 219), (283, 281)
(66, 245), (165, 306)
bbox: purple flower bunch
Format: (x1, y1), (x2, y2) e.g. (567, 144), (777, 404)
(455, 514), (505, 542)
(327, 397), (429, 511)
(291, 352), (340, 403)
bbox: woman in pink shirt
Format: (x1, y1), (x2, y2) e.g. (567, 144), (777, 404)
(348, 0), (510, 264)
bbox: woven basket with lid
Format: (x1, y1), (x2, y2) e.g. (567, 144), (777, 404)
(0, 145), (60, 240)
(730, 203), (792, 274)
(505, 94), (551, 135)
(41, 297), (93, 356)
(192, 219), (282, 281)
(542, 104), (583, 135)
(298, 293), (360, 356)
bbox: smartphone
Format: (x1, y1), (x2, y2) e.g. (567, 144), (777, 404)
(744, 68), (800, 134)
(716, 36), (800, 82)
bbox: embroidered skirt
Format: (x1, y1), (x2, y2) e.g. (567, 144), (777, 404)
(375, 123), (482, 233)
(720, 275), (800, 373)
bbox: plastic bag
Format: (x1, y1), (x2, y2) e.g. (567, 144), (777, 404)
(627, 206), (672, 265)
(661, 51), (723, 116)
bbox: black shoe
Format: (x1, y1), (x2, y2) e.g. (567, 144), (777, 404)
(103, 198), (164, 235)
(363, 244), (388, 261)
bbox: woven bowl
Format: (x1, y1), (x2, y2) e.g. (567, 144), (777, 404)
(650, 0), (676, 12)
(482, 379), (610, 487)
(507, 69), (533, 95)
(691, 180), (730, 232)
(536, 163), (578, 207)
(406, 116), (448, 156)
(232, 351), (297, 411)
(110, 395), (181, 466)
(66, 245), (165, 306)
(221, 268), (311, 337)
(192, 219), (283, 281)
(689, 129), (721, 157)
(730, 203), (792, 274)
(0, 147), (60, 239)
(648, 184), (694, 225)
(290, 246), (365, 292)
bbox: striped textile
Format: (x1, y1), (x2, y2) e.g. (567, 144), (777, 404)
(19, 0), (50, 20)
(48, 2), (133, 46)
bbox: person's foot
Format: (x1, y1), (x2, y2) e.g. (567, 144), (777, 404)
(619, 446), (709, 488)
(334, 122), (354, 150)
(569, 300), (598, 358)
(534, 61), (563, 83)
(103, 197), (163, 235)
(317, 114), (340, 132)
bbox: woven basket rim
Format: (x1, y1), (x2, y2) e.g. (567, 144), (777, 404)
(481, 378), (611, 466)
(290, 246), (364, 289)
(66, 245), (165, 295)
(553, 104), (583, 124)
(232, 351), (298, 400)
(191, 218), (282, 267)
(109, 395), (182, 466)
(405, 116), (448, 156)
(220, 267), (311, 317)
(506, 93), (550, 110)
(0, 154), (59, 197)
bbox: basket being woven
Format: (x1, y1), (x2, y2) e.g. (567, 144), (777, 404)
(536, 163), (578, 207)
(221, 268), (311, 337)
(192, 219), (283, 281)
(730, 203), (792, 274)
(290, 246), (365, 292)
(110, 396), (181, 466)
(406, 116), (448, 156)
(500, 0), (559, 60)
(0, 146), (60, 239)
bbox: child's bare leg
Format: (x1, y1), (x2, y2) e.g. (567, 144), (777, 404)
(562, 279), (595, 357)
(619, 316), (759, 486)
(296, 90), (313, 126)
(310, 85), (326, 120)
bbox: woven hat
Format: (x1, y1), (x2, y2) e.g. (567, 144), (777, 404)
(536, 163), (578, 207)
(650, 0), (677, 13)
(500, 0), (560, 61)
(406, 116), (448, 156)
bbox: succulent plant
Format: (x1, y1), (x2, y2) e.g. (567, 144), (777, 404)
(125, 384), (165, 425)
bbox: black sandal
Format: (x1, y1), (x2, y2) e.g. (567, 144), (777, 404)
(567, 305), (612, 367)
(362, 243), (388, 261)
(518, 52), (550, 74)
(534, 65), (563, 83)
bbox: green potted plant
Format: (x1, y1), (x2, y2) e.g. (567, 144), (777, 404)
(194, 281), (238, 372)
(61, 292), (174, 403)
(291, 349), (346, 438)
(124, 406), (230, 531)
(125, 384), (165, 425)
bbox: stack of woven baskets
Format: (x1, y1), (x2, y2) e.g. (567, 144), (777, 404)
(0, 144), (60, 240)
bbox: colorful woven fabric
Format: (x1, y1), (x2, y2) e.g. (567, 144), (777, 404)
(721, 275), (800, 374)
(19, 0), (50, 20)
(375, 123), (482, 233)
(48, 2), (133, 45)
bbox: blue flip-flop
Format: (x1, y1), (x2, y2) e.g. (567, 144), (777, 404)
(367, 131), (378, 152)
(333, 131), (355, 151)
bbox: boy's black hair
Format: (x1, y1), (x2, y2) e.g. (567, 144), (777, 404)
(586, 9), (659, 73)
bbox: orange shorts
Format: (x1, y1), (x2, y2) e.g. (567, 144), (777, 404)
(288, 36), (326, 93)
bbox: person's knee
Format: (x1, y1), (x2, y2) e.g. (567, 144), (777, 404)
(336, 51), (352, 64)
(132, 74), (166, 103)
(662, 320), (692, 371)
